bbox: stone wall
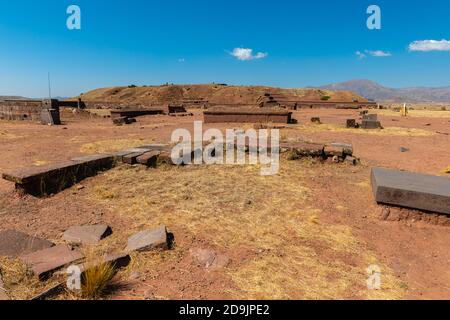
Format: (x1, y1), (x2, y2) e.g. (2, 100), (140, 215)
(0, 100), (42, 121)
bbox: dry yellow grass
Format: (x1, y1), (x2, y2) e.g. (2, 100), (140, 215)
(88, 159), (406, 300)
(444, 167), (450, 174)
(375, 109), (450, 118)
(293, 124), (434, 137)
(0, 130), (20, 140)
(80, 138), (155, 154)
(0, 257), (61, 300)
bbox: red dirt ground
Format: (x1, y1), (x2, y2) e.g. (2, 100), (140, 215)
(0, 109), (449, 300)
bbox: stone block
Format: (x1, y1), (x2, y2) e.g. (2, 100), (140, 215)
(137, 151), (160, 167)
(0, 230), (54, 257)
(362, 120), (382, 129)
(329, 143), (353, 156)
(280, 142), (324, 157)
(363, 114), (378, 121)
(346, 119), (356, 128)
(20, 245), (84, 280)
(371, 167), (450, 215)
(126, 226), (170, 253)
(40, 108), (61, 125)
(123, 152), (147, 165)
(63, 224), (112, 245)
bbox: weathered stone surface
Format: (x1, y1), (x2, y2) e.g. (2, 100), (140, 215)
(63, 224), (112, 245)
(20, 245), (84, 280)
(344, 156), (359, 166)
(362, 120), (382, 129)
(40, 108), (61, 125)
(0, 230), (54, 257)
(126, 226), (169, 252)
(324, 145), (344, 157)
(137, 144), (169, 151)
(3, 155), (115, 197)
(371, 167), (450, 215)
(137, 151), (160, 167)
(79, 252), (131, 275)
(123, 152), (147, 165)
(329, 143), (353, 156)
(363, 114), (378, 121)
(204, 108), (292, 124)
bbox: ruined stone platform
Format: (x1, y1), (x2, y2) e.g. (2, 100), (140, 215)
(371, 167), (450, 215)
(2, 154), (114, 196)
(204, 108), (292, 124)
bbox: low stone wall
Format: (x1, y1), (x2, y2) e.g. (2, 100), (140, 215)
(203, 109), (292, 124)
(0, 100), (42, 121)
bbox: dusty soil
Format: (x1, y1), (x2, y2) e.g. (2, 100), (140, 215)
(0, 108), (449, 300)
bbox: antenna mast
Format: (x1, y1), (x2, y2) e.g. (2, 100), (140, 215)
(48, 72), (52, 100)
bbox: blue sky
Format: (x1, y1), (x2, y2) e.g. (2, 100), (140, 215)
(1, 0), (450, 97)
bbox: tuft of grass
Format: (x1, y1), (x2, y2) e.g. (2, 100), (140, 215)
(81, 261), (116, 299)
(444, 167), (450, 174)
(80, 138), (155, 154)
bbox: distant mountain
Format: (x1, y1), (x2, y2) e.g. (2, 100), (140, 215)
(0, 95), (31, 100)
(320, 80), (450, 103)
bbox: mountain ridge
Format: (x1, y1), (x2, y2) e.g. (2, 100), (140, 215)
(319, 80), (450, 102)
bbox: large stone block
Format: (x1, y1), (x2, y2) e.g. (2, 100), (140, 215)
(0, 230), (54, 257)
(371, 167), (450, 215)
(362, 120), (382, 129)
(20, 245), (84, 280)
(137, 151), (160, 167)
(2, 154), (114, 196)
(126, 226), (170, 252)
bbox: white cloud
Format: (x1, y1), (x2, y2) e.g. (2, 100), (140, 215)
(366, 50), (392, 57)
(178, 58), (186, 63)
(409, 40), (450, 52)
(355, 51), (366, 59)
(356, 50), (391, 59)
(230, 47), (268, 61)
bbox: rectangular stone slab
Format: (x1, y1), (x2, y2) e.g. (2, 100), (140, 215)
(0, 230), (54, 257)
(371, 167), (450, 215)
(126, 226), (169, 252)
(63, 224), (112, 245)
(2, 154), (114, 196)
(20, 245), (84, 280)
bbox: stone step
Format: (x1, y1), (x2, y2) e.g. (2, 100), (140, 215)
(371, 167), (450, 215)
